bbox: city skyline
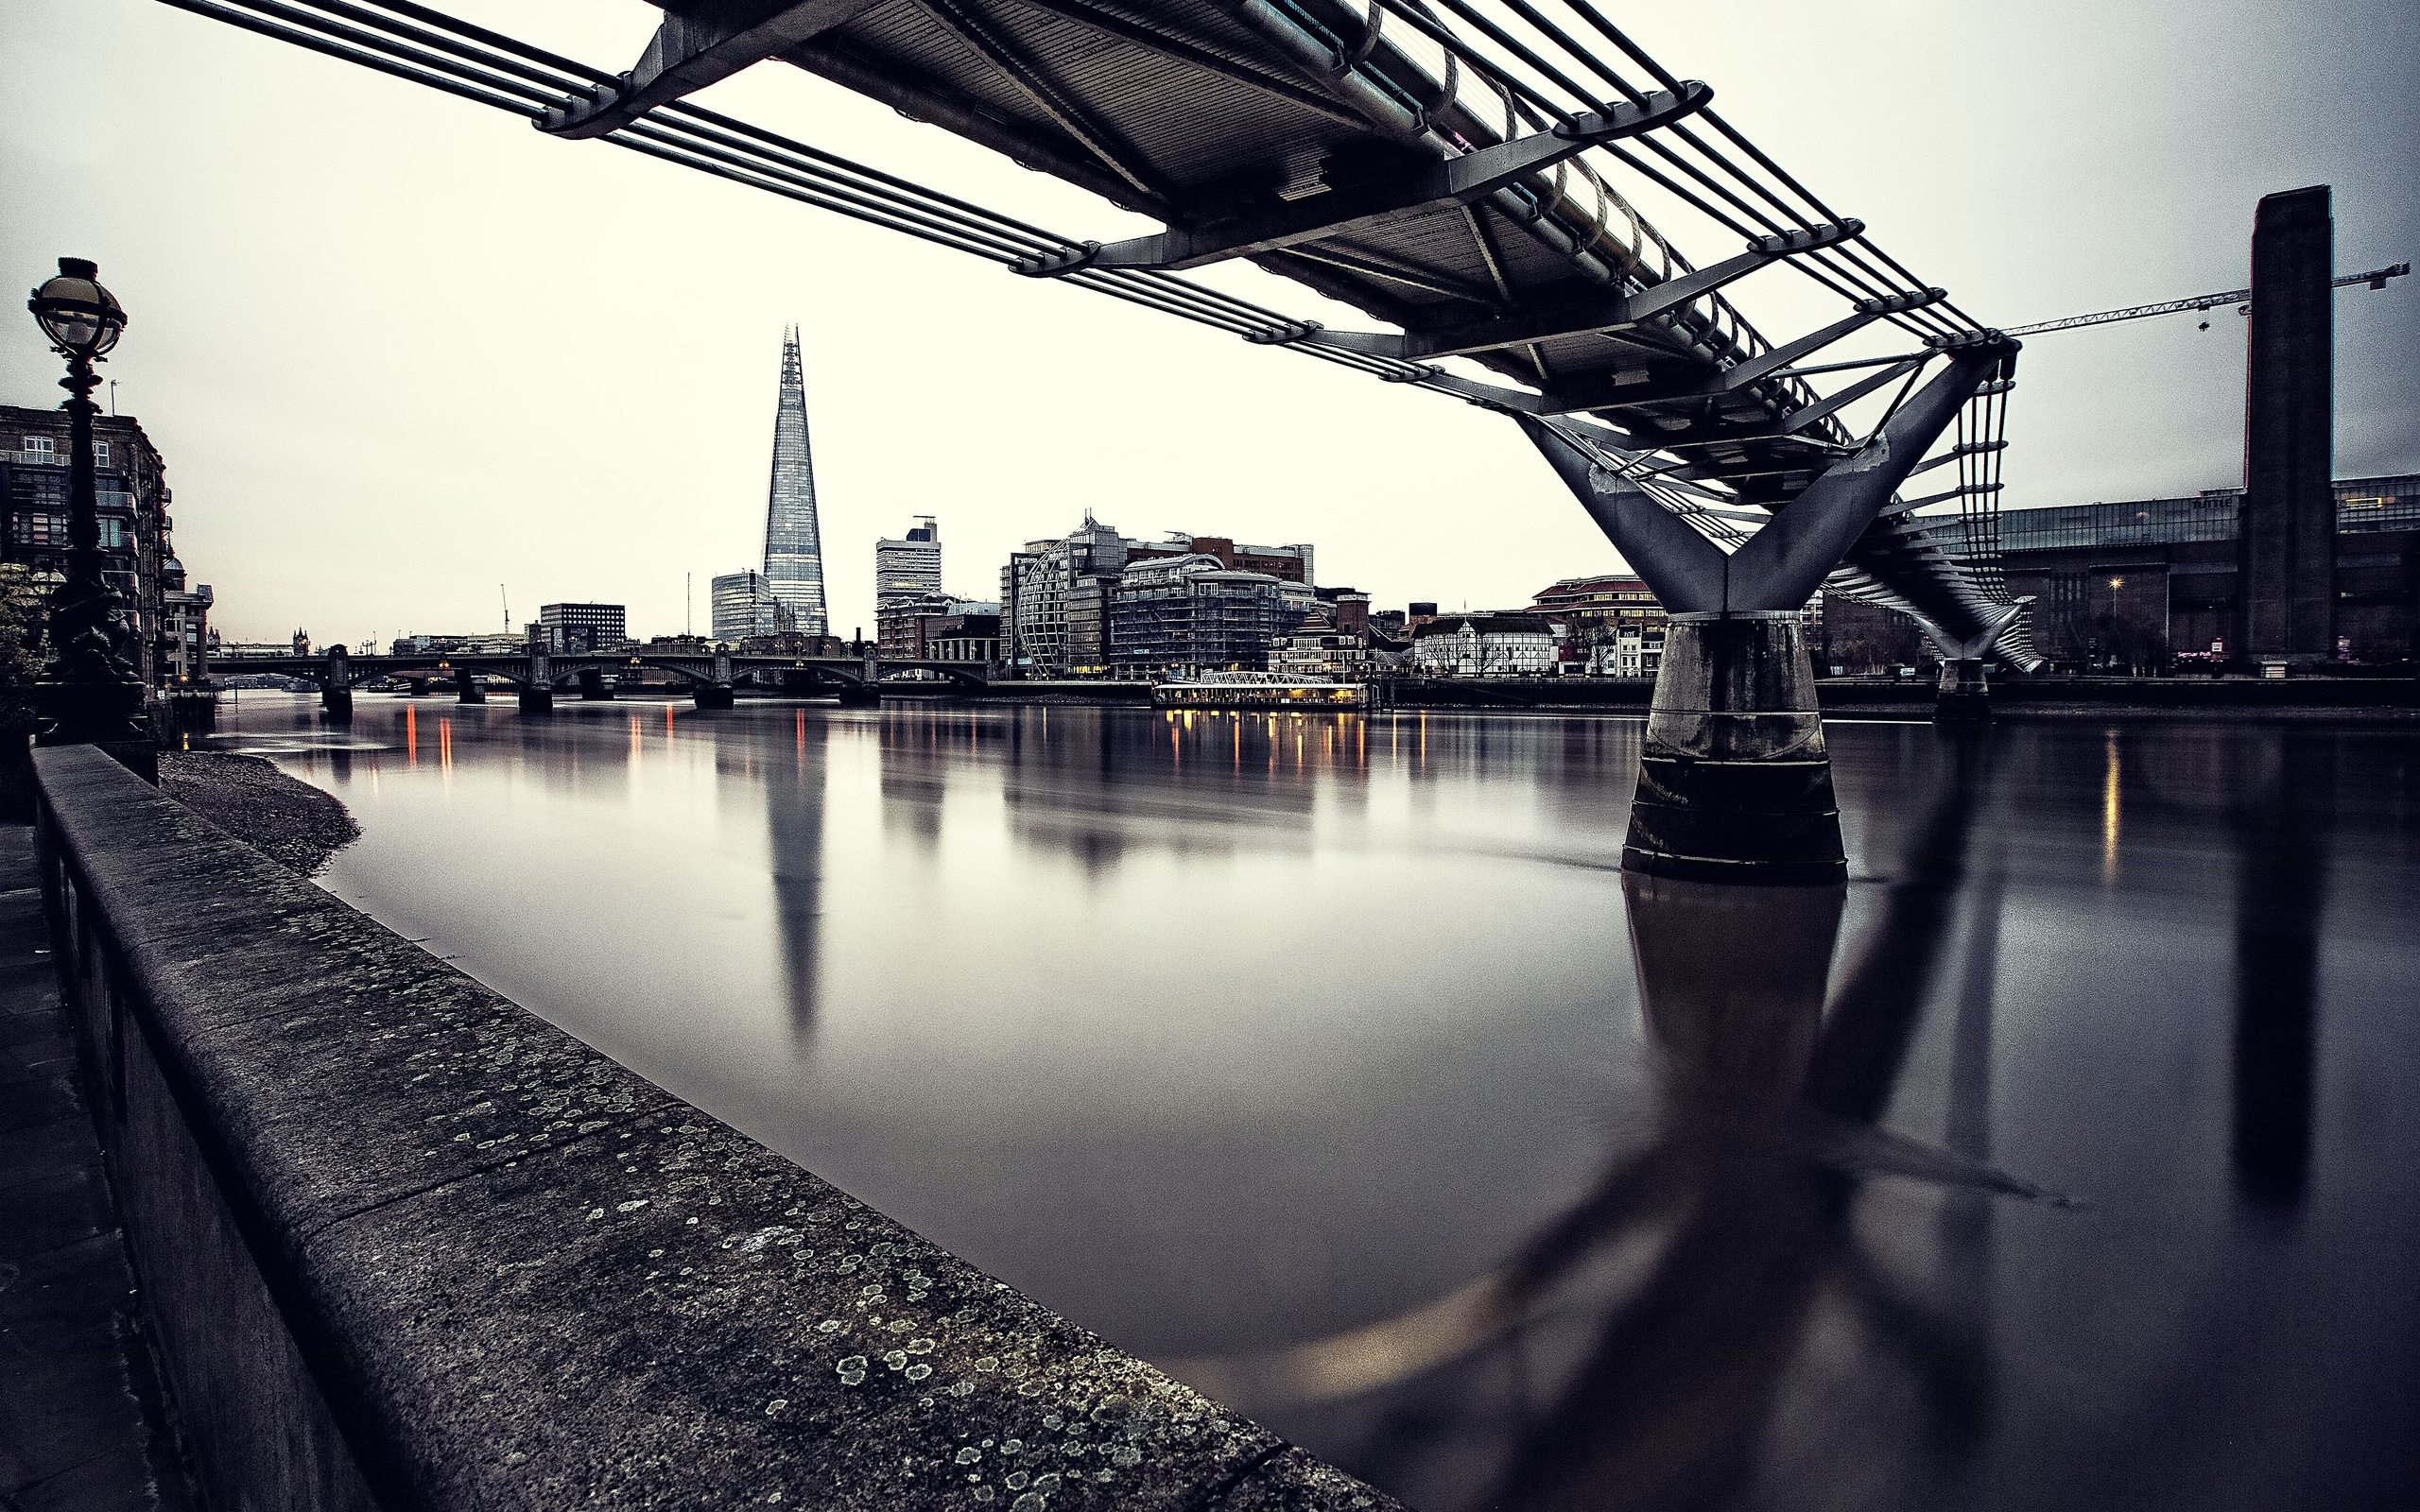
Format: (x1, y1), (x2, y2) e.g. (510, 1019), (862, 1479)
(3, 0), (2413, 644)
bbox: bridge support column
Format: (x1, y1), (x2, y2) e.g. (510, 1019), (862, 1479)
(1626, 613), (1844, 884)
(579, 668), (613, 700)
(1516, 338), (2015, 883)
(518, 687), (555, 713)
(320, 648), (352, 719)
(693, 683), (735, 710)
(405, 677), (430, 697)
(1934, 658), (1991, 722)
(453, 669), (485, 704)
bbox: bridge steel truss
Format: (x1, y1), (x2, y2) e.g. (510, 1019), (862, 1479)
(149, 0), (2037, 668)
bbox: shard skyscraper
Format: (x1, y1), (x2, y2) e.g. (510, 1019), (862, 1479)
(761, 327), (828, 636)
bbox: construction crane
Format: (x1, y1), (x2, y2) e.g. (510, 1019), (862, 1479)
(2006, 262), (2408, 336)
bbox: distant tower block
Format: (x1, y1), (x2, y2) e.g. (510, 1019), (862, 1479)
(874, 516), (942, 618)
(2239, 186), (2335, 662)
(763, 326), (829, 637)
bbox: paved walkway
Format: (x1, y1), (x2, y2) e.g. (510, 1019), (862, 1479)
(0, 824), (198, 1511)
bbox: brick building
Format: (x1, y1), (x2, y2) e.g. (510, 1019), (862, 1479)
(1125, 534), (1313, 584)
(1, 404), (200, 686)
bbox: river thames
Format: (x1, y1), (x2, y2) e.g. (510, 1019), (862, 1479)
(204, 694), (2418, 1511)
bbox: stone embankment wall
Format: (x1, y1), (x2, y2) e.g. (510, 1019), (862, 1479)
(32, 747), (1396, 1512)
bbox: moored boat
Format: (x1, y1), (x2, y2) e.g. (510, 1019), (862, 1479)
(1150, 671), (1369, 710)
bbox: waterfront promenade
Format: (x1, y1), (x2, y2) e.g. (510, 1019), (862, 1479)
(0, 825), (195, 1510)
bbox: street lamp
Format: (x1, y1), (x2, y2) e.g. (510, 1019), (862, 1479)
(26, 257), (153, 773)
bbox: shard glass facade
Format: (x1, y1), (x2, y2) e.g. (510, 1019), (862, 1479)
(761, 328), (827, 635)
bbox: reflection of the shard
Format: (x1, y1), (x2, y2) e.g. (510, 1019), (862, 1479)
(767, 708), (829, 1042)
(1176, 731), (2056, 1512)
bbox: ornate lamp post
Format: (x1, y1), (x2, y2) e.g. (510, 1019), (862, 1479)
(26, 257), (153, 775)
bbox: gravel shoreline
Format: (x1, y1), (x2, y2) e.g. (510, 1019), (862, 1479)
(157, 750), (360, 876)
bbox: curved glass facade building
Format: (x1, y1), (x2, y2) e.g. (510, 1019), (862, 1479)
(761, 327), (827, 635)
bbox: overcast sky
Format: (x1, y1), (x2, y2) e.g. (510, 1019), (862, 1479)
(4, 0), (2413, 645)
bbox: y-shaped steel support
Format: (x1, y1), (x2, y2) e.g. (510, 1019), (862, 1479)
(1932, 599), (2029, 723)
(1520, 342), (2014, 882)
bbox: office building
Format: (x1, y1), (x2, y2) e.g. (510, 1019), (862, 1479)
(875, 517), (942, 618)
(1108, 554), (1291, 673)
(712, 570), (776, 642)
(761, 327), (828, 635)
(1000, 517), (1324, 676)
(1909, 473), (2420, 668)
(1000, 514), (1132, 676)
(538, 602), (627, 654)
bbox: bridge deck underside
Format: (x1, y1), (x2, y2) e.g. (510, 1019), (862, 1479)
(761, 0), (1852, 490)
(152, 0), (2032, 667)
(740, 0), (2025, 653)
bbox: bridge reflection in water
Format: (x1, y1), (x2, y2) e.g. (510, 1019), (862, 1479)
(218, 696), (2415, 1511)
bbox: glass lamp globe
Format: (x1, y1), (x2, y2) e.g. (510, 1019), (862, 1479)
(27, 257), (128, 358)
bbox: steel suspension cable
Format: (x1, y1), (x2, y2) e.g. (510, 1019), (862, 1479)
(151, 0), (2012, 524)
(1479, 0), (1956, 312)
(164, 0), (1451, 380)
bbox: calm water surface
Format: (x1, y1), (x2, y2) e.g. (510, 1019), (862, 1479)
(209, 693), (2420, 1511)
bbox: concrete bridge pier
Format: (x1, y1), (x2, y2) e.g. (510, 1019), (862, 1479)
(1517, 338), (2015, 884)
(693, 683), (735, 710)
(518, 653), (553, 712)
(578, 668), (613, 700)
(1627, 613), (1844, 884)
(1934, 659), (1991, 722)
(453, 668), (485, 705)
(404, 677), (430, 697)
(1927, 601), (2026, 724)
(320, 648), (353, 719)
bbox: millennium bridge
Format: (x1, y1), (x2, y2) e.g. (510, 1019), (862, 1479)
(162, 0), (2050, 881)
